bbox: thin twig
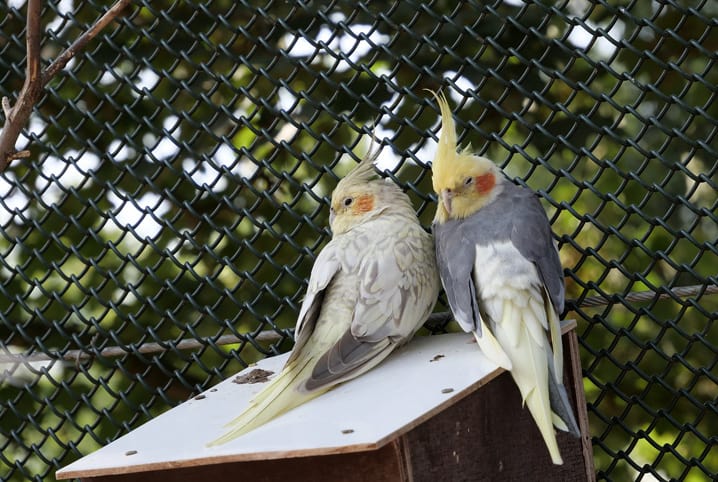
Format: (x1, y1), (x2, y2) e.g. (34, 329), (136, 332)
(1, 283), (714, 365)
(41, 0), (133, 85)
(0, 0), (132, 170)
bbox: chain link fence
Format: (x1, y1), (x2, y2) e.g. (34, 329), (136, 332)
(0, 0), (716, 480)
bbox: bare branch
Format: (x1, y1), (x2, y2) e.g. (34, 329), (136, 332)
(1, 98), (11, 118)
(42, 0), (133, 86)
(0, 0), (43, 171)
(0, 97), (31, 159)
(25, 0), (41, 81)
(0, 0), (132, 171)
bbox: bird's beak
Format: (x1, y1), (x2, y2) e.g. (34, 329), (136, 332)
(329, 208), (336, 227)
(440, 190), (453, 215)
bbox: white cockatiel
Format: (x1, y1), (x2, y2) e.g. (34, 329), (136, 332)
(208, 150), (440, 446)
(429, 92), (579, 464)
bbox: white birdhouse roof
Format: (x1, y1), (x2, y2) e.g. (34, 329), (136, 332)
(56, 323), (575, 480)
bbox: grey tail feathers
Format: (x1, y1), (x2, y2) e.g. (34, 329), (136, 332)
(547, 357), (581, 438)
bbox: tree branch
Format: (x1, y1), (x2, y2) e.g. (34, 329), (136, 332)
(41, 0), (133, 86)
(0, 0), (42, 170)
(0, 0), (132, 171)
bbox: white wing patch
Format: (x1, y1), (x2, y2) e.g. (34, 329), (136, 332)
(474, 241), (541, 300)
(473, 240), (549, 349)
(295, 250), (340, 334)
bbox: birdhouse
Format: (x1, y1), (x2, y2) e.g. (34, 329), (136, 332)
(56, 321), (594, 482)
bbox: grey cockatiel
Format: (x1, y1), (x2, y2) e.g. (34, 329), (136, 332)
(429, 92), (579, 464)
(208, 150), (440, 446)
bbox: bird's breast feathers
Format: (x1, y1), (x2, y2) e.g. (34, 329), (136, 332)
(473, 240), (542, 300)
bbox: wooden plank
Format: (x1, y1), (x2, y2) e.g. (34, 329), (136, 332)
(404, 328), (593, 481)
(58, 332), (506, 480)
(79, 440), (410, 482)
(566, 327), (597, 482)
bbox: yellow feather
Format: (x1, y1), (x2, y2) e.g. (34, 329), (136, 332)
(427, 90), (458, 193)
(427, 90), (503, 222)
(207, 356), (327, 446)
(545, 286), (564, 383)
(473, 326), (512, 371)
(428, 90), (463, 199)
(513, 309), (564, 465)
(487, 296), (564, 464)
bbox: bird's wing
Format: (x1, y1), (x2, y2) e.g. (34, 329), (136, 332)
(507, 186), (566, 378)
(305, 228), (434, 390)
(433, 219), (483, 335)
(287, 243), (341, 364)
(508, 188), (565, 315)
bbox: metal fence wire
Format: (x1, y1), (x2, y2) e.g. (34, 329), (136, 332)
(0, 0), (716, 480)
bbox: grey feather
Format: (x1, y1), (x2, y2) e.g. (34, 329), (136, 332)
(447, 180), (564, 315)
(305, 331), (391, 390)
(505, 184), (565, 314)
(294, 211), (439, 394)
(546, 350), (581, 437)
(432, 219), (482, 334)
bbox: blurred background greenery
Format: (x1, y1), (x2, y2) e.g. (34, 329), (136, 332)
(0, 0), (716, 480)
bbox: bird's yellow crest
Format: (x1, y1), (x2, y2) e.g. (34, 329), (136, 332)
(428, 90), (502, 222)
(428, 91), (478, 195)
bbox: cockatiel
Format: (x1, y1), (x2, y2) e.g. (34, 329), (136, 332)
(208, 150), (440, 446)
(428, 92), (580, 464)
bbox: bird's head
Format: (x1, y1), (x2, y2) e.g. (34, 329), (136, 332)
(329, 150), (409, 235)
(429, 92), (503, 223)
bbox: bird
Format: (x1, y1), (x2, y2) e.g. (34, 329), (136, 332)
(208, 149), (440, 446)
(428, 91), (579, 464)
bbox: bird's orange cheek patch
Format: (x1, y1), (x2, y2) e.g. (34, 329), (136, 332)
(476, 173), (495, 194)
(352, 194), (374, 214)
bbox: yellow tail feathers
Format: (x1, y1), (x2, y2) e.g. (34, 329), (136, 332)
(207, 358), (328, 447)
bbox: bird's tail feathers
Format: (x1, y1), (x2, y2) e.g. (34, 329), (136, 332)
(207, 358), (325, 447)
(546, 350), (581, 438)
(540, 286), (579, 437)
(494, 296), (563, 464)
(473, 324), (512, 371)
(543, 286), (564, 382)
(519, 321), (564, 465)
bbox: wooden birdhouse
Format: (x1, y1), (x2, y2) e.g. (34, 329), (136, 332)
(57, 321), (594, 481)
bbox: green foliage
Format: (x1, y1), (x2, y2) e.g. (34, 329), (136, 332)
(0, 1), (715, 480)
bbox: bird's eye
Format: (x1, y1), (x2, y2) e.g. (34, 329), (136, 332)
(464, 177), (474, 186)
(343, 197), (353, 207)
